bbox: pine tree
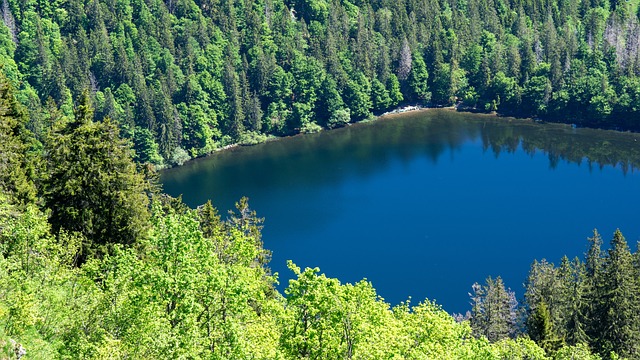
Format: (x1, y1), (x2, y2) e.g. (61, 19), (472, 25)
(528, 301), (561, 354)
(470, 276), (518, 342)
(197, 200), (222, 239)
(596, 230), (640, 358)
(0, 71), (37, 205)
(408, 52), (430, 102)
(43, 90), (150, 262)
(315, 76), (344, 126)
(584, 229), (605, 345)
(564, 258), (590, 346)
(386, 74), (404, 107)
(223, 53), (245, 140)
(370, 78), (391, 112)
(586, 229), (604, 278)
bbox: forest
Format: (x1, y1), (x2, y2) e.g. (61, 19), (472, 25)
(3, 68), (640, 359)
(0, 0), (639, 168)
(2, 0), (640, 358)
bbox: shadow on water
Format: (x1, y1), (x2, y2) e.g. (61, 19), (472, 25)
(161, 109), (640, 313)
(164, 111), (640, 203)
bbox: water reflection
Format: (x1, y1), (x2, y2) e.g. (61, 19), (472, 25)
(164, 111), (639, 210)
(161, 110), (640, 314)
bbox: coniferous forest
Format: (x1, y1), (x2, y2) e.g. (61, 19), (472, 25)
(0, 0), (639, 167)
(2, 0), (640, 358)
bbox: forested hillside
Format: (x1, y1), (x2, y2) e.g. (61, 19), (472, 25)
(0, 69), (612, 360)
(1, 0), (639, 167)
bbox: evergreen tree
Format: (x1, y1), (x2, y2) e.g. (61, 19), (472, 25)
(586, 229), (604, 278)
(525, 259), (561, 336)
(133, 126), (164, 166)
(370, 78), (392, 112)
(407, 52), (430, 102)
(1, 0), (640, 154)
(386, 74), (404, 107)
(43, 90), (150, 262)
(343, 75), (372, 121)
(470, 276), (518, 342)
(223, 56), (245, 140)
(563, 258), (590, 346)
(595, 229), (640, 358)
(0, 71), (37, 205)
(528, 301), (562, 354)
(315, 76), (343, 126)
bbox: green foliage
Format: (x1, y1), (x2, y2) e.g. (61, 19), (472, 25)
(344, 74), (372, 121)
(170, 146), (191, 167)
(238, 131), (271, 146)
(315, 76), (344, 126)
(327, 108), (351, 129)
(432, 63), (454, 105)
(386, 74), (404, 107)
(281, 262), (555, 359)
(470, 276), (518, 342)
(178, 103), (220, 156)
(595, 230), (640, 357)
(554, 344), (603, 360)
(42, 91), (150, 261)
(290, 101), (315, 132)
(0, 71), (37, 206)
(133, 126), (164, 166)
(0, 0), (638, 168)
(0, 171), (609, 360)
(528, 302), (563, 354)
(489, 72), (520, 112)
(300, 120), (322, 134)
(523, 229), (640, 359)
(370, 78), (392, 112)
(408, 53), (431, 102)
(522, 76), (552, 116)
(1, 0), (639, 357)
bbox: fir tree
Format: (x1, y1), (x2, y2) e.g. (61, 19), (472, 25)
(43, 90), (150, 262)
(470, 276), (518, 342)
(596, 230), (640, 358)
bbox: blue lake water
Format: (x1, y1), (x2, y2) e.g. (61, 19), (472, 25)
(161, 109), (640, 314)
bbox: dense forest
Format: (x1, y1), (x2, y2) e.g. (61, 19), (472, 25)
(0, 0), (639, 168)
(465, 229), (640, 360)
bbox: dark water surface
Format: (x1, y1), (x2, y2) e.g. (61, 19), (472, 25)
(161, 110), (640, 314)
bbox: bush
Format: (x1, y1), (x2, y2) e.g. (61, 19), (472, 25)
(239, 131), (269, 145)
(328, 108), (351, 129)
(301, 121), (322, 133)
(170, 147), (191, 167)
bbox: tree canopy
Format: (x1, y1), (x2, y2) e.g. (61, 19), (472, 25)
(0, 0), (639, 169)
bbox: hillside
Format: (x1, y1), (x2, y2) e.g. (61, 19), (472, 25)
(0, 0), (639, 168)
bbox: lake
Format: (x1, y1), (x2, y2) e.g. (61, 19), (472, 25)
(161, 109), (640, 314)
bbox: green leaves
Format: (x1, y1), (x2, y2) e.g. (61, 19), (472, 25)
(0, 71), (37, 206)
(470, 276), (518, 342)
(42, 97), (150, 262)
(523, 229), (640, 359)
(281, 262), (555, 360)
(3, 0), (640, 164)
(1, 184), (606, 359)
(408, 52), (431, 103)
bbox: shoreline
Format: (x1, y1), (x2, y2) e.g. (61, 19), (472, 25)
(160, 105), (435, 171)
(158, 105), (630, 172)
(158, 106), (530, 172)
